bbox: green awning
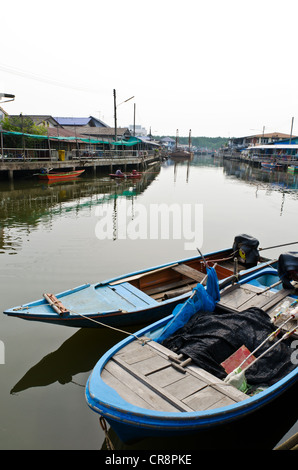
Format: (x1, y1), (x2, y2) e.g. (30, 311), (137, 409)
(112, 137), (141, 146)
(0, 129), (109, 144)
(0, 130), (143, 146)
(1, 130), (48, 139)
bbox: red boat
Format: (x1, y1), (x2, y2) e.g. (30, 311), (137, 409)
(38, 169), (85, 181)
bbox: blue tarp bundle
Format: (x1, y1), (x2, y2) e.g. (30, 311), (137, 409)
(155, 267), (220, 343)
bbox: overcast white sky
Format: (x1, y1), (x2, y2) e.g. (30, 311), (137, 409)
(1, 0), (297, 138)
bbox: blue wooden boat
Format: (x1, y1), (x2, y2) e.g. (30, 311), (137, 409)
(261, 161), (283, 170)
(85, 267), (298, 443)
(3, 240), (271, 328)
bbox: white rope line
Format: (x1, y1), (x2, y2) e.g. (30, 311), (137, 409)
(66, 307), (144, 342)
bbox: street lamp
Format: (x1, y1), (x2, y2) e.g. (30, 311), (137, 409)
(0, 93), (15, 103)
(113, 89), (134, 142)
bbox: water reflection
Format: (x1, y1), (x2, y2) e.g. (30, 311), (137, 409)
(11, 326), (140, 394)
(223, 159), (298, 196)
(0, 164), (161, 254)
(2, 158), (297, 255)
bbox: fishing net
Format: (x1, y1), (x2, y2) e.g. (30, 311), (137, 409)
(162, 307), (296, 389)
(155, 267), (220, 344)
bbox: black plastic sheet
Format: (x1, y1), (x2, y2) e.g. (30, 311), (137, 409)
(162, 307), (295, 387)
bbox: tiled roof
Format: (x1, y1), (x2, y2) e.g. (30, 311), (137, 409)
(47, 127), (79, 138)
(65, 126), (130, 137)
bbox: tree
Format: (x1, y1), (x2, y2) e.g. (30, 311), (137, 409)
(1, 115), (48, 135)
(1, 115), (49, 149)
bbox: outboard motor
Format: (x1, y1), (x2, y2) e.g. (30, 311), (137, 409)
(232, 234), (260, 268)
(278, 252), (298, 289)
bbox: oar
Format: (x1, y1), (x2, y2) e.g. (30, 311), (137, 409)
(259, 241), (298, 251)
(224, 325), (297, 391)
(256, 279), (282, 295)
(271, 298), (298, 323)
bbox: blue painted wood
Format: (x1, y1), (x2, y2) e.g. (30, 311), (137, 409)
(3, 247), (275, 328)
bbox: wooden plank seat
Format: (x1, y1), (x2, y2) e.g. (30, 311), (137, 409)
(171, 264), (207, 283)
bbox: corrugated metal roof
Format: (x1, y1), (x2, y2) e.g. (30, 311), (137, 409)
(54, 117), (91, 126)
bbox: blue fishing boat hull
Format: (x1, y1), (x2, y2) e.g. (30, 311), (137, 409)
(85, 269), (298, 443)
(86, 368), (297, 443)
(3, 247), (270, 328)
(3, 281), (176, 328)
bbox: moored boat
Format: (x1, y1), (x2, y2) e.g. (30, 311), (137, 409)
(169, 129), (193, 159)
(109, 171), (142, 179)
(3, 235), (270, 328)
(85, 263), (298, 443)
(169, 149), (193, 159)
(261, 161), (282, 170)
(37, 169), (85, 180)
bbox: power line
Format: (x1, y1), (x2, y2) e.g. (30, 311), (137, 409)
(0, 63), (99, 94)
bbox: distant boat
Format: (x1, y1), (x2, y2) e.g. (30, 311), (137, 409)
(37, 169), (85, 181)
(85, 266), (298, 443)
(169, 129), (193, 159)
(261, 162), (282, 170)
(109, 171), (142, 179)
(170, 149), (193, 159)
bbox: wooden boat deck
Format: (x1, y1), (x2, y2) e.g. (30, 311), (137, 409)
(102, 337), (248, 413)
(218, 281), (298, 332)
(101, 280), (298, 413)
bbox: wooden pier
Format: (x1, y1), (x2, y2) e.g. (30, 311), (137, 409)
(0, 153), (160, 180)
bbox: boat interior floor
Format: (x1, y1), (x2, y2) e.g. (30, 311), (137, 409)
(114, 257), (244, 303)
(219, 280), (298, 332)
(102, 336), (248, 413)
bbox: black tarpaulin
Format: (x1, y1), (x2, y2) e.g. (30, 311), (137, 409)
(162, 307), (295, 388)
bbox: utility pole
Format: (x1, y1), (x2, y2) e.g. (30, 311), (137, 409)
(290, 117), (294, 144)
(113, 89), (117, 142)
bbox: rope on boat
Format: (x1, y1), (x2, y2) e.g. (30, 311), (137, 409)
(99, 416), (115, 450)
(65, 307), (146, 343)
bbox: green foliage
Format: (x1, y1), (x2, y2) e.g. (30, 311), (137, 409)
(156, 135), (228, 150)
(1, 116), (48, 135)
(1, 116), (49, 148)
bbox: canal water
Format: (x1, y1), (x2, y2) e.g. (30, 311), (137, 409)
(0, 156), (297, 450)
